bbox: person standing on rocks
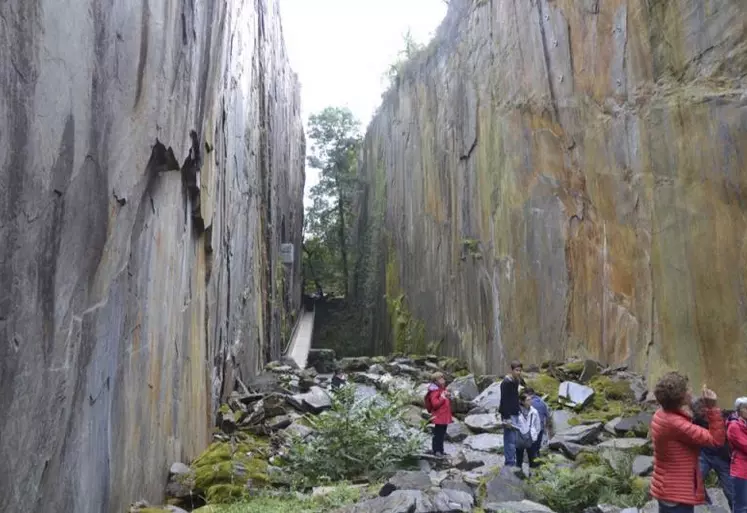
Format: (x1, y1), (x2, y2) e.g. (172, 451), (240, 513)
(525, 387), (553, 454)
(650, 372), (725, 513)
(727, 397), (747, 513)
(331, 369), (347, 390)
(425, 372), (452, 457)
(692, 397), (734, 510)
(515, 391), (542, 471)
(499, 360), (526, 467)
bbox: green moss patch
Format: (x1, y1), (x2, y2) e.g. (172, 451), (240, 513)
(589, 376), (635, 401)
(526, 374), (561, 403)
(190, 437), (271, 504)
(192, 486), (363, 513)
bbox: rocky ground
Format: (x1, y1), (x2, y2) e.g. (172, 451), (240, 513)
(128, 353), (730, 513)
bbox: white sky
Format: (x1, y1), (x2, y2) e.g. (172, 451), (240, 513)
(278, 0), (448, 206)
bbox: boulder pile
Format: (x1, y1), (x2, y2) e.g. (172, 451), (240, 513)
(128, 354), (730, 513)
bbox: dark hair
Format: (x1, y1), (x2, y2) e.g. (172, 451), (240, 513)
(510, 360), (523, 370)
(654, 372), (690, 411)
(519, 392), (529, 403)
(524, 387), (536, 396)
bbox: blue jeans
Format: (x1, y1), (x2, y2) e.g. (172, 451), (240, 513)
(734, 477), (747, 513)
(658, 502), (693, 513)
(503, 415), (519, 466)
(700, 452), (734, 509)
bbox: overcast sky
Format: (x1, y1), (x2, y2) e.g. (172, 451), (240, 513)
(278, 0), (448, 206)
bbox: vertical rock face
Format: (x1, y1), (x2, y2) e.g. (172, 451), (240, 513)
(352, 0), (746, 399)
(0, 1), (304, 512)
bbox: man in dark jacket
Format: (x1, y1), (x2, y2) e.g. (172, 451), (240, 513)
(499, 360), (526, 467)
(692, 397), (734, 509)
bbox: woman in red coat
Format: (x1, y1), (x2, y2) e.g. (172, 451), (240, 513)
(425, 372), (452, 457)
(728, 397), (747, 513)
(650, 372), (725, 513)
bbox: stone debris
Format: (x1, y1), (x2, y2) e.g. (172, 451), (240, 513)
(153, 354), (681, 513)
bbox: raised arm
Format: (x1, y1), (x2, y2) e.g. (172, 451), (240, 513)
(673, 408), (725, 447)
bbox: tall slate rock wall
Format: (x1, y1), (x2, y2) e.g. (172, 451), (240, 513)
(0, 1), (304, 512)
(352, 0), (746, 399)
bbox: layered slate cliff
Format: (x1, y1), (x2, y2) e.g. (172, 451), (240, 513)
(352, 0), (747, 400)
(0, 1), (304, 512)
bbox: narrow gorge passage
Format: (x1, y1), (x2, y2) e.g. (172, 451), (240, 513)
(1, 0), (746, 512)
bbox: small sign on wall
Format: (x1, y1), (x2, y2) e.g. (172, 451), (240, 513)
(280, 243), (294, 264)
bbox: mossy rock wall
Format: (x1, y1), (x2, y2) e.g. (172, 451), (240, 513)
(348, 0), (747, 401)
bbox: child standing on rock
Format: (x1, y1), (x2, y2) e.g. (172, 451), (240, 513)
(425, 372), (452, 457)
(514, 391), (542, 471)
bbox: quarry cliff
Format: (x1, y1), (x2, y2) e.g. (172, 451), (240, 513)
(351, 0), (747, 401)
(0, 0), (304, 512)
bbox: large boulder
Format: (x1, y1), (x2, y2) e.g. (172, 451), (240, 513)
(446, 421), (470, 442)
(614, 412), (653, 437)
(472, 381), (502, 411)
(464, 413), (501, 433)
(430, 488), (474, 512)
(333, 490), (424, 513)
(579, 360), (602, 383)
(248, 372), (290, 395)
(379, 470), (433, 496)
(464, 433), (504, 452)
(549, 423), (603, 445)
(633, 455), (654, 476)
(339, 357), (373, 372)
(306, 348), (337, 373)
(551, 441), (597, 460)
(558, 381), (595, 408)
(551, 410), (576, 433)
(448, 375), (480, 402)
(484, 468), (527, 503)
(289, 386), (332, 414)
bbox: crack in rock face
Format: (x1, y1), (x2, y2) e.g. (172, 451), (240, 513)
(0, 1), (305, 512)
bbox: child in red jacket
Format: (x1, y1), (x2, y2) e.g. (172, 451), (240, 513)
(728, 397), (747, 513)
(425, 372), (452, 457)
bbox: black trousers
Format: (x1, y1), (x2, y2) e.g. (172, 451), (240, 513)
(432, 424), (447, 454)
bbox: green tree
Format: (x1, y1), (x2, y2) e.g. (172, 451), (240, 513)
(385, 29), (424, 85)
(304, 107), (362, 296)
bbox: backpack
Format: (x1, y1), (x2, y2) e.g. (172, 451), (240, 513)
(424, 391), (434, 413)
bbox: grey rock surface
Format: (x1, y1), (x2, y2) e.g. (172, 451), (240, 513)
(464, 413), (502, 433)
(559, 381), (595, 408)
(447, 374), (480, 402)
(0, 1), (304, 512)
(484, 469), (527, 503)
(472, 381), (502, 411)
(550, 423), (604, 445)
(463, 433), (504, 452)
(446, 421), (471, 442)
(348, 0), (747, 403)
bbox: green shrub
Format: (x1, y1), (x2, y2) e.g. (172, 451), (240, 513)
(529, 453), (648, 513)
(280, 384), (425, 487)
(195, 485), (362, 513)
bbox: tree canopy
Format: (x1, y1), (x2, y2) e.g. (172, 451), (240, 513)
(302, 106), (362, 297)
